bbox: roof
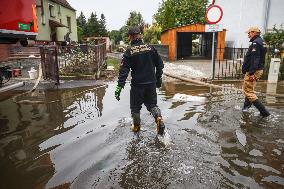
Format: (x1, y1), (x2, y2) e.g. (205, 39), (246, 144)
(161, 23), (205, 33)
(49, 19), (66, 28)
(50, 0), (76, 11)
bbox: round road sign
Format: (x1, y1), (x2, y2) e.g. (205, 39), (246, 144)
(205, 5), (223, 24)
(208, 0), (215, 5)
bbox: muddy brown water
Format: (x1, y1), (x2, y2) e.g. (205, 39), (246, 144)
(0, 81), (283, 189)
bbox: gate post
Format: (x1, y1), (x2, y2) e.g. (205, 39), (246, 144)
(211, 32), (216, 80)
(268, 58), (281, 83)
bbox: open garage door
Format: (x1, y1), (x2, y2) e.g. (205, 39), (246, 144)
(176, 32), (192, 59)
(176, 32), (216, 60)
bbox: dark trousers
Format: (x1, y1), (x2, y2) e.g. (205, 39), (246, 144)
(130, 83), (157, 114)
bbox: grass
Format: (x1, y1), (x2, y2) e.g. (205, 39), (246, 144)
(106, 57), (120, 71)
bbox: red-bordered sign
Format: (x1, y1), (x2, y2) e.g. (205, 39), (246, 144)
(208, 0), (216, 5)
(205, 5), (223, 24)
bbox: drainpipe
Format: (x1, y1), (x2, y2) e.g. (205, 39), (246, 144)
(41, 0), (44, 15)
(41, 0), (46, 25)
(263, 0), (271, 33)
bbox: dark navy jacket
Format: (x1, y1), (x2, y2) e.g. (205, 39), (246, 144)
(117, 39), (164, 87)
(242, 35), (266, 75)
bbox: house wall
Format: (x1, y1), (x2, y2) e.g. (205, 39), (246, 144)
(56, 6), (77, 42)
(35, 0), (77, 42)
(268, 0), (284, 29)
(36, 0), (51, 41)
(214, 0), (284, 48)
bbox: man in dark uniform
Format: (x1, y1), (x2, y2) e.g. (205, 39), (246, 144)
(242, 27), (270, 117)
(115, 26), (165, 135)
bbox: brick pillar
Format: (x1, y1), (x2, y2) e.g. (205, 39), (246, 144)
(0, 44), (10, 62)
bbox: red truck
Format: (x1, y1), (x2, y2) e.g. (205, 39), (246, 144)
(0, 0), (38, 46)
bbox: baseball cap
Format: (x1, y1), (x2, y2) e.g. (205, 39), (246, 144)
(128, 26), (141, 35)
(246, 27), (261, 33)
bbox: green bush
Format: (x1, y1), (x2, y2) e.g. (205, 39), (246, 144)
(143, 25), (161, 44)
(263, 25), (284, 80)
(263, 26), (284, 50)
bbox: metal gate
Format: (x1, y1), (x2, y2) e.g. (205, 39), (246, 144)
(214, 47), (284, 80)
(40, 46), (59, 84)
(40, 43), (107, 84)
(58, 43), (106, 78)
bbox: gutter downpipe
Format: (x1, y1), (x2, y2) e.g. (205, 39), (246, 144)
(41, 0), (44, 15)
(263, 0), (271, 33)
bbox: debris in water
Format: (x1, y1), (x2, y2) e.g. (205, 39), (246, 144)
(235, 129), (247, 146)
(172, 93), (206, 102)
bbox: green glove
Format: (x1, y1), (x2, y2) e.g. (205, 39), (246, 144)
(115, 85), (122, 101)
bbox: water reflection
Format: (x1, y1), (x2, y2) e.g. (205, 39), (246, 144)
(0, 82), (283, 189)
(0, 85), (107, 188)
(266, 83), (278, 104)
(203, 91), (284, 188)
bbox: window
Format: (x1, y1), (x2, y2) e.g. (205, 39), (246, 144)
(49, 4), (55, 17)
(58, 5), (61, 16)
(67, 17), (71, 32)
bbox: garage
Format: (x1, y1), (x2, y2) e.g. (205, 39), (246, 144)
(161, 24), (226, 61)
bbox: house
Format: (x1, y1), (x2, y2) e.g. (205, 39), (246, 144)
(35, 0), (78, 43)
(214, 0), (284, 48)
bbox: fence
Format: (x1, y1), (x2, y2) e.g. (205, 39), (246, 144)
(215, 47), (248, 80)
(58, 43), (106, 78)
(152, 44), (169, 61)
(40, 46), (59, 84)
(214, 47), (284, 80)
(40, 43), (107, 84)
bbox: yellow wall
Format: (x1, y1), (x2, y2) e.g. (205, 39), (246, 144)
(35, 0), (77, 42)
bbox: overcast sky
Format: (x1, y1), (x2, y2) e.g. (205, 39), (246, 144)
(68, 0), (163, 31)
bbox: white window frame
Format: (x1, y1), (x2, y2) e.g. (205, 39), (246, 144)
(67, 16), (71, 32)
(58, 5), (61, 16)
(49, 3), (55, 18)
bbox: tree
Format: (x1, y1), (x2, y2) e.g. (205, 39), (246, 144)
(143, 24), (161, 44)
(76, 11), (87, 42)
(98, 14), (108, 36)
(122, 11), (145, 43)
(77, 26), (84, 43)
(109, 30), (122, 45)
(154, 0), (208, 31)
(77, 12), (87, 30)
(126, 11), (145, 27)
(263, 25), (284, 51)
(120, 25), (129, 44)
(87, 12), (100, 37)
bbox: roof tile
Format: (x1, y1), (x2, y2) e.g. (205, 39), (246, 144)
(50, 0), (76, 11)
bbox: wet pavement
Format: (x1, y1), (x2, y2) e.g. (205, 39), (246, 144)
(166, 59), (212, 78)
(0, 81), (284, 189)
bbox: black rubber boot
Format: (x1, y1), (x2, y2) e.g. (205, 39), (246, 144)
(252, 99), (270, 117)
(150, 107), (165, 135)
(0, 72), (3, 87)
(242, 97), (252, 112)
(131, 113), (141, 132)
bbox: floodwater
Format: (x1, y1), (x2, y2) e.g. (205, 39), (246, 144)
(0, 81), (283, 189)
